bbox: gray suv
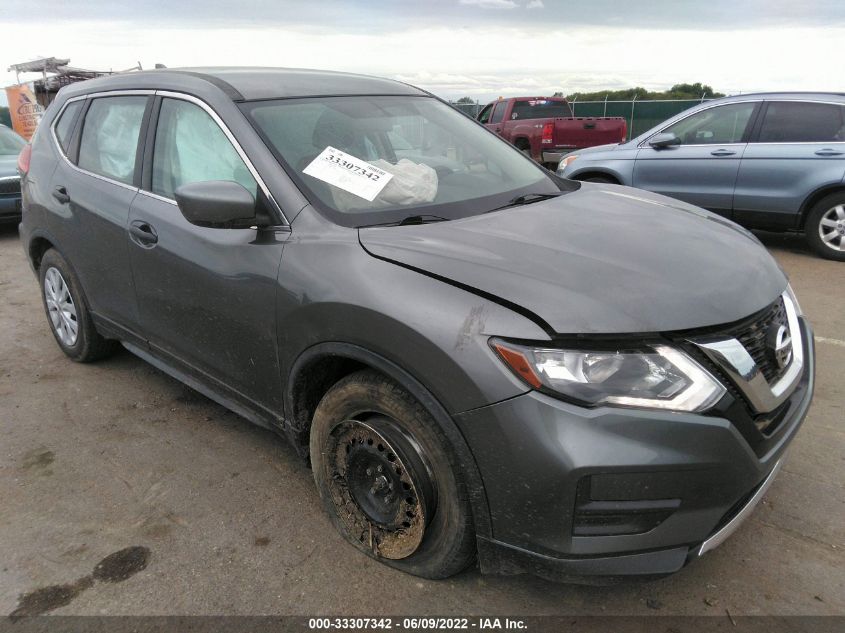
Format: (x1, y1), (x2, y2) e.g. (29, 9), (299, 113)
(19, 69), (814, 582)
(558, 93), (845, 260)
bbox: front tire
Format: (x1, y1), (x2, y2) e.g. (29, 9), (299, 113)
(805, 193), (845, 261)
(39, 249), (117, 362)
(310, 369), (475, 579)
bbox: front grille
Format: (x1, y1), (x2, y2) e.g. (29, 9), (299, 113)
(0, 176), (21, 196)
(728, 297), (789, 384)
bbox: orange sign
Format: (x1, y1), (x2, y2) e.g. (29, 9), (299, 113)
(5, 84), (44, 141)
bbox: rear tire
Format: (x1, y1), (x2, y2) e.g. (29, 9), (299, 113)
(310, 369), (476, 579)
(805, 193), (845, 261)
(39, 249), (118, 362)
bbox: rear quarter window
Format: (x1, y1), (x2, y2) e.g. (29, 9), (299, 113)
(53, 100), (84, 155)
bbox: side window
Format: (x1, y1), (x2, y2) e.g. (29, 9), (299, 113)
(78, 96), (147, 184)
(54, 100), (84, 155)
(490, 102), (507, 125)
(477, 104), (493, 124)
(758, 101), (845, 143)
(662, 103), (756, 145)
(152, 98), (258, 200)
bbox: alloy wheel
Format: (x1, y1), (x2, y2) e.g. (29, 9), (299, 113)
(819, 204), (845, 252)
(44, 267), (78, 346)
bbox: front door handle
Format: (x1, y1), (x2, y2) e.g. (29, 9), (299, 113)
(52, 186), (70, 204)
(710, 149), (736, 156)
(815, 148), (844, 156)
(129, 221), (158, 247)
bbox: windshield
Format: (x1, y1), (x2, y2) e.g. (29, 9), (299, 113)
(241, 95), (570, 226)
(0, 126), (25, 155)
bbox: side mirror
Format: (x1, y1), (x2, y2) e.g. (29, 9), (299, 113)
(649, 132), (681, 149)
(174, 180), (257, 228)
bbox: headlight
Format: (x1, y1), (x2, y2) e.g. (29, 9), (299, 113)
(490, 339), (726, 412)
(558, 154), (580, 171)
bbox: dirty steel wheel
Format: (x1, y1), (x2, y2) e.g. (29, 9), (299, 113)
(38, 248), (118, 362)
(310, 369), (475, 579)
(806, 193), (845, 261)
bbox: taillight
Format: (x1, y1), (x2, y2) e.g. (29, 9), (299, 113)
(620, 121), (628, 142)
(541, 122), (554, 145)
(17, 143), (32, 175)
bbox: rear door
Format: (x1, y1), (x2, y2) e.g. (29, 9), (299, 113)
(48, 93), (151, 330)
(127, 94), (286, 414)
(734, 100), (845, 229)
(633, 101), (759, 216)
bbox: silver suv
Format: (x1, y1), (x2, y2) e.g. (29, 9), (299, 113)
(558, 93), (845, 260)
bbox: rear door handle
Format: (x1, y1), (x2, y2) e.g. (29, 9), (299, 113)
(815, 148), (844, 156)
(52, 186), (70, 204)
(710, 149), (736, 156)
(129, 220), (158, 247)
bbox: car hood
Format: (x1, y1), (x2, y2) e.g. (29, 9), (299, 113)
(572, 142), (622, 156)
(359, 184), (787, 335)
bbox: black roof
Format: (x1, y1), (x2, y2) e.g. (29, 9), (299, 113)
(58, 67), (427, 102)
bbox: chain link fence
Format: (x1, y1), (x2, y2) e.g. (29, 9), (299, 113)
(569, 98), (713, 140)
(448, 98), (716, 140)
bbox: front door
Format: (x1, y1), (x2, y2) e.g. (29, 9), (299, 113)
(127, 96), (287, 414)
(633, 102), (759, 216)
(485, 101), (508, 136)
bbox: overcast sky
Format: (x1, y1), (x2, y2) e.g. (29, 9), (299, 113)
(2, 0), (844, 107)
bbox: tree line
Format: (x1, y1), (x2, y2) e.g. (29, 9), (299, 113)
(454, 83), (725, 104)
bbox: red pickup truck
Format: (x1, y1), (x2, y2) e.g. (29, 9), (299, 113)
(477, 97), (627, 167)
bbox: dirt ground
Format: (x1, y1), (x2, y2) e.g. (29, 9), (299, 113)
(0, 223), (842, 617)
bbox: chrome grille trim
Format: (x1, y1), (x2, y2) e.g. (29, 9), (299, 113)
(689, 292), (803, 414)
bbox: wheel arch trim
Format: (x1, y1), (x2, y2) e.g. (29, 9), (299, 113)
(798, 182), (845, 229)
(570, 168), (623, 184)
(285, 341), (492, 538)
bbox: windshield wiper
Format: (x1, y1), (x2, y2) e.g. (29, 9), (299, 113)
(398, 214), (449, 225)
(487, 192), (564, 213)
(360, 214), (450, 228)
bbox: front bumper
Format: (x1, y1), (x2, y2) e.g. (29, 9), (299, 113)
(457, 318), (814, 581)
(541, 148), (576, 164)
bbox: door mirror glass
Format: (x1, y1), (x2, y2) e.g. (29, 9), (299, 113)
(174, 180), (257, 228)
(649, 132), (681, 149)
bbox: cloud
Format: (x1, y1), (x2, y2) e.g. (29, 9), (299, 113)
(458, 0), (518, 9)
(1, 20), (842, 106)
(526, 0), (544, 8)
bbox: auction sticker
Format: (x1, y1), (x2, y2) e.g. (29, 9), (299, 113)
(303, 146), (393, 201)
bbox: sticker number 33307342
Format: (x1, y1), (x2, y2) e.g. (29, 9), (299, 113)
(303, 146), (394, 202)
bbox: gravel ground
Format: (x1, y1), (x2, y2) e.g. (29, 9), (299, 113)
(0, 224), (842, 617)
